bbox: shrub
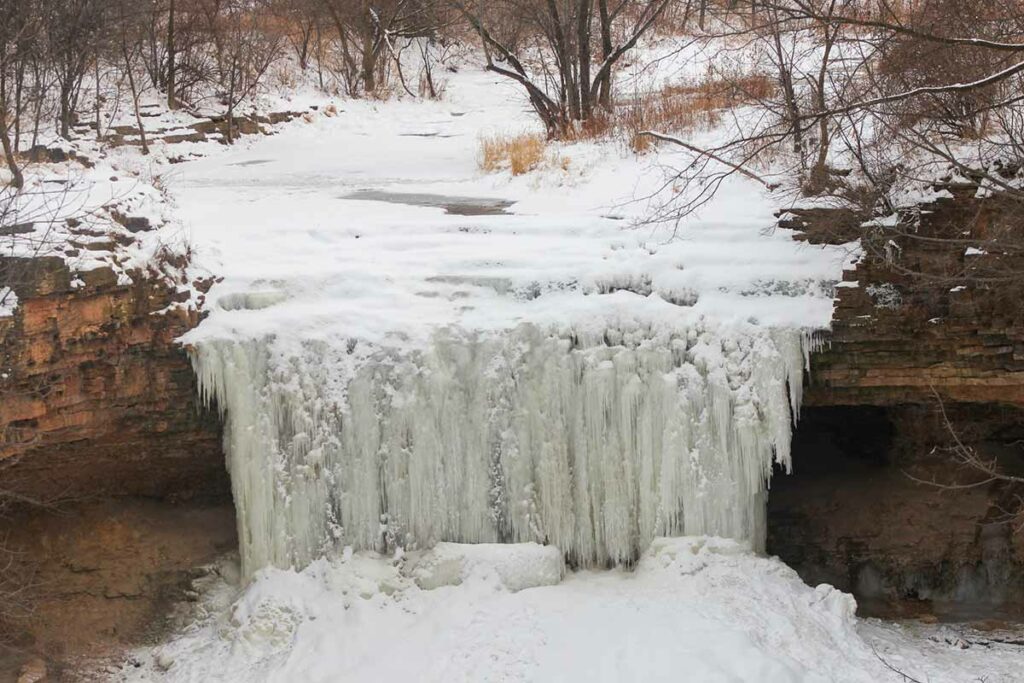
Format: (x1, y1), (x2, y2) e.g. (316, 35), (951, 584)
(479, 133), (547, 175)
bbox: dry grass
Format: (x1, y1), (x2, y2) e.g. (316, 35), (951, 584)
(479, 133), (547, 175)
(618, 72), (776, 153)
(561, 112), (615, 142)
(478, 73), (777, 171)
(529, 72), (775, 155)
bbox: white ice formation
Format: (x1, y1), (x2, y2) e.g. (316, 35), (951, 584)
(192, 323), (812, 578)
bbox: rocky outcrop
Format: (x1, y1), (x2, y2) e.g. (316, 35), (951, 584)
(797, 187), (1024, 406)
(770, 187), (1024, 615)
(82, 106), (309, 154)
(0, 256), (225, 502)
(0, 255), (232, 675)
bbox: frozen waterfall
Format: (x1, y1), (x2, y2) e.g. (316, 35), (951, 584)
(192, 323), (811, 578)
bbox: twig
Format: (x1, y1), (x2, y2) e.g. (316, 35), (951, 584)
(871, 646), (926, 683)
(639, 130), (779, 189)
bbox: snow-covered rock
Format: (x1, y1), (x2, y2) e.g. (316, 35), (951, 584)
(404, 542), (565, 592)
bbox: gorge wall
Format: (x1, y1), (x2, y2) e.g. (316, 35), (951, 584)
(769, 185), (1024, 615)
(0, 255), (234, 675)
(0, 256), (226, 501)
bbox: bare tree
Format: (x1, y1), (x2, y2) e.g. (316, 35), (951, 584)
(218, 0), (284, 142)
(115, 0), (152, 155)
(168, 0), (179, 108)
(641, 1), (1024, 218)
(450, 0), (684, 138)
(43, 0), (105, 139)
(905, 391), (1024, 532)
(312, 0), (430, 96)
(0, 2), (39, 188)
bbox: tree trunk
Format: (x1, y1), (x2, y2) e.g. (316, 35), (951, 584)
(59, 86), (72, 139)
(0, 124), (22, 189)
(0, 74), (24, 189)
(770, 18), (802, 165)
(361, 43), (377, 94)
(315, 25), (325, 90)
(94, 60), (102, 141)
(31, 62), (42, 150)
(596, 0), (613, 109)
(124, 46), (149, 155)
(577, 0), (593, 121)
(226, 64), (236, 144)
(167, 0), (177, 109)
(13, 61), (24, 154)
(545, 0), (576, 120)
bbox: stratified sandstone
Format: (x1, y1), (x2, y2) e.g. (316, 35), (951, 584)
(0, 256), (232, 675)
(0, 257), (225, 502)
(770, 186), (1024, 614)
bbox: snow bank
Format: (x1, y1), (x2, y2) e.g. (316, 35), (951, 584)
(0, 156), (199, 321)
(119, 537), (1024, 683)
(405, 541), (565, 592)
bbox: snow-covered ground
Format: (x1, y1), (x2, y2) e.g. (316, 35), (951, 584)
(119, 539), (1024, 683)
(170, 67), (850, 347)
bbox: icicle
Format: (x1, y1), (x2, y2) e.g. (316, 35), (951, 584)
(191, 322), (813, 578)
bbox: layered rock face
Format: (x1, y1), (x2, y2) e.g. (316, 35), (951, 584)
(0, 256), (232, 671)
(770, 187), (1024, 614)
(0, 256), (226, 501)
(792, 186), (1024, 406)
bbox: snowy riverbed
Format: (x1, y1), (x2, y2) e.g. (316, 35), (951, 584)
(169, 67), (853, 347)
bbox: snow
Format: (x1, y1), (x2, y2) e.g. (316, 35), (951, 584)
(0, 287), (15, 318)
(171, 68), (852, 349)
(0, 165), (196, 311)
(118, 539), (1024, 683)
(405, 541), (565, 592)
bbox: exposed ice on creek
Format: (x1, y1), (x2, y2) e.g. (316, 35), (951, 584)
(192, 322), (811, 578)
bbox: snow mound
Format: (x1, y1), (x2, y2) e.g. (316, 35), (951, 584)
(405, 542), (565, 592)
(120, 537), (1024, 683)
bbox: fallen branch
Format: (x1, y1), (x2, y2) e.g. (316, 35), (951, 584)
(639, 130), (780, 189)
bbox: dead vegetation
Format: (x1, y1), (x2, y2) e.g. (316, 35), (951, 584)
(618, 71), (776, 152)
(478, 69), (776, 174)
(479, 133), (546, 175)
(478, 132), (571, 176)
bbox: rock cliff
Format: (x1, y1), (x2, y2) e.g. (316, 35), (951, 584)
(0, 255), (232, 675)
(770, 186), (1024, 614)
